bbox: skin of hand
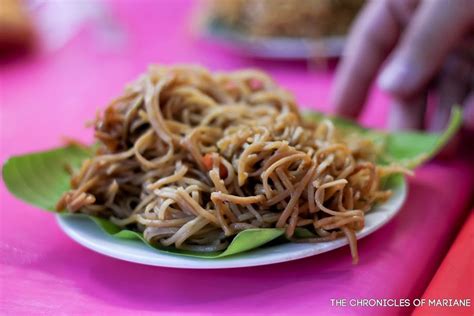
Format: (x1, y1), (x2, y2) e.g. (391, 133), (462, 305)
(330, 0), (474, 132)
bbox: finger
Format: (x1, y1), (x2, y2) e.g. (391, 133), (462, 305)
(388, 93), (427, 131)
(429, 52), (473, 131)
(330, 0), (400, 118)
(378, 0), (474, 98)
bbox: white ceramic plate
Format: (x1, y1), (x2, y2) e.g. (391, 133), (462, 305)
(56, 177), (406, 269)
(197, 19), (346, 60)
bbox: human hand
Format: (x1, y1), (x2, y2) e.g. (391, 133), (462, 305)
(330, 0), (474, 132)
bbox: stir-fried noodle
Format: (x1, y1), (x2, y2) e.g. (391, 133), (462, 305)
(57, 65), (408, 263)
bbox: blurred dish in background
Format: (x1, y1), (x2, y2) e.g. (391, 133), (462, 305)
(0, 0), (35, 55)
(195, 0), (365, 59)
(210, 0), (364, 38)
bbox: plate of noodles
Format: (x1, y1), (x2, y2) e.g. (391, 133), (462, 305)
(3, 65), (461, 269)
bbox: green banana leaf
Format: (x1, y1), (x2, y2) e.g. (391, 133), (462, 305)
(302, 107), (461, 168)
(2, 107), (462, 258)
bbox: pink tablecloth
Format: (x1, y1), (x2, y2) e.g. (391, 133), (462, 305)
(1, 1), (473, 315)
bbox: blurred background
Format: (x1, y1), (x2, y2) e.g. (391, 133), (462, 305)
(1, 3), (473, 316)
(1, 0), (394, 157)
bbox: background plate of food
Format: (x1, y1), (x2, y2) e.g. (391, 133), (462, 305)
(194, 0), (365, 59)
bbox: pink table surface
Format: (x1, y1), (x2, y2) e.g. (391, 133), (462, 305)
(1, 1), (473, 315)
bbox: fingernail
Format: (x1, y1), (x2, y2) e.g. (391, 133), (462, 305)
(377, 60), (414, 94)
